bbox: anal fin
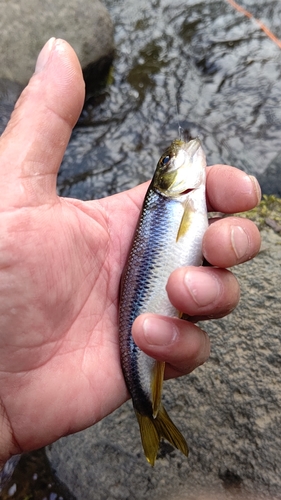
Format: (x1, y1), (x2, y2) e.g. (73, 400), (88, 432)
(151, 360), (165, 418)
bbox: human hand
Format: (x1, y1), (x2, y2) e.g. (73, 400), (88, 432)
(0, 39), (261, 466)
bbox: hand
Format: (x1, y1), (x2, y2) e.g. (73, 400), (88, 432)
(0, 38), (261, 466)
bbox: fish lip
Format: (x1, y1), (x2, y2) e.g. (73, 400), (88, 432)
(182, 137), (201, 156)
(179, 187), (194, 195)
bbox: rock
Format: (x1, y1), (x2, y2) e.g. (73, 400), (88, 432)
(46, 227), (281, 499)
(0, 455), (20, 492)
(259, 151), (281, 197)
(0, 79), (23, 134)
(0, 0), (114, 85)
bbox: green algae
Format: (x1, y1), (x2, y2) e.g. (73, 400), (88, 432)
(237, 195), (281, 233)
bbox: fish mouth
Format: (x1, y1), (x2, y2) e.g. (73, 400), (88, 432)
(180, 188), (194, 195)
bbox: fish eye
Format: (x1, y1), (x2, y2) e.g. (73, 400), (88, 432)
(160, 155), (170, 166)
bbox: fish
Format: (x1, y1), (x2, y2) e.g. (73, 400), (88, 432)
(119, 137), (208, 466)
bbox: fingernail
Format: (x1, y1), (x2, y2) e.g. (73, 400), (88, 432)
(184, 270), (221, 307)
(143, 317), (179, 346)
(35, 37), (56, 73)
(231, 225), (250, 259)
(248, 175), (262, 204)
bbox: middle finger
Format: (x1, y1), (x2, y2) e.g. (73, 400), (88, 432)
(166, 267), (240, 320)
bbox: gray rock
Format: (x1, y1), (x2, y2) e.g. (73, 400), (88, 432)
(0, 79), (23, 134)
(259, 152), (281, 197)
(0, 455), (20, 492)
(46, 227), (281, 499)
(0, 0), (114, 85)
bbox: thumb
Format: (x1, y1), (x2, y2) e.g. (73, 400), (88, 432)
(0, 38), (85, 208)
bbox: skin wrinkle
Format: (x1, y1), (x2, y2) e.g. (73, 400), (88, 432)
(164, 328), (210, 379)
(0, 396), (22, 459)
(74, 329), (117, 413)
(3, 356), (92, 447)
(2, 300), (69, 364)
(21, 133), (69, 181)
(58, 205), (106, 288)
(0, 202), (57, 217)
(78, 250), (110, 318)
(42, 99), (77, 131)
(66, 243), (114, 340)
(123, 187), (146, 212)
(104, 195), (143, 274)
(36, 99), (74, 138)
(100, 201), (130, 295)
(113, 184), (147, 220)
(0, 211), (104, 361)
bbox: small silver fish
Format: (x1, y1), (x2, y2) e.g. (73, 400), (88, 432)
(119, 138), (208, 465)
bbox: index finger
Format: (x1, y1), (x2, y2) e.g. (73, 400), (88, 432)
(206, 165), (261, 213)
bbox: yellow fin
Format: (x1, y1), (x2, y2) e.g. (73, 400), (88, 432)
(176, 206), (192, 241)
(136, 412), (160, 466)
(151, 361), (165, 418)
(153, 405), (188, 457)
(135, 405), (188, 466)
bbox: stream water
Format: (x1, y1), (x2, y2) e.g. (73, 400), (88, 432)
(57, 0), (281, 200)
(1, 0), (281, 499)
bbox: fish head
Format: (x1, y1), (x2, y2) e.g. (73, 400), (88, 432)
(152, 138), (206, 197)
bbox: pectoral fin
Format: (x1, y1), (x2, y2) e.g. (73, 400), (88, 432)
(176, 206), (192, 241)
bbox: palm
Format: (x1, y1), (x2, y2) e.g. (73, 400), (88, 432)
(0, 187), (145, 452)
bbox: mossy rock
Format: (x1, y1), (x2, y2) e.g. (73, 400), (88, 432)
(237, 195), (281, 233)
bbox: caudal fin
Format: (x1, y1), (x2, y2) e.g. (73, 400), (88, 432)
(135, 404), (188, 466)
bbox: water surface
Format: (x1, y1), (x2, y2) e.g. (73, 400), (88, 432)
(58, 0), (281, 200)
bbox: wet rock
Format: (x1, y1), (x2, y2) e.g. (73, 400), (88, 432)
(1, 0), (281, 196)
(0, 455), (20, 492)
(0, 79), (24, 134)
(259, 151), (281, 197)
(46, 227), (281, 499)
(0, 0), (114, 85)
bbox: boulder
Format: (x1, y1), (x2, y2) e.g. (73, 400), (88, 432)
(46, 227), (281, 499)
(0, 0), (114, 85)
(259, 152), (281, 197)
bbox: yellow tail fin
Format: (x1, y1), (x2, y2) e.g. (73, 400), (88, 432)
(135, 404), (188, 466)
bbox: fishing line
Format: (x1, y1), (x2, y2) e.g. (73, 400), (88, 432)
(225, 0), (281, 49)
(175, 95), (193, 143)
(176, 100), (184, 140)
